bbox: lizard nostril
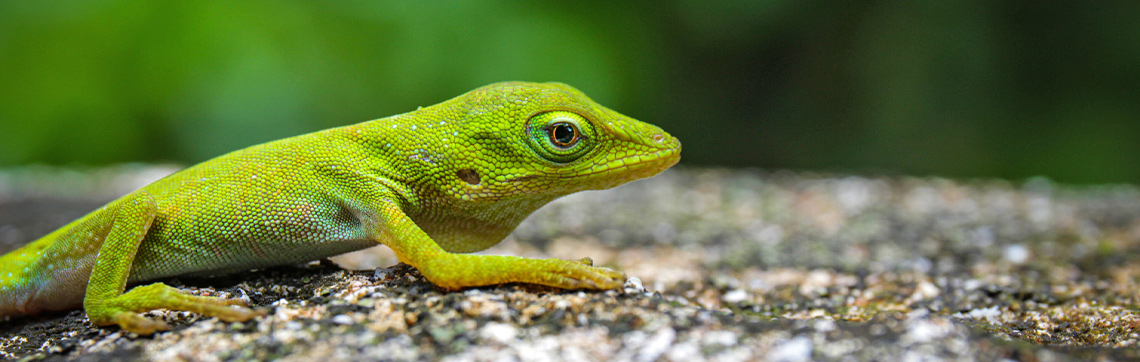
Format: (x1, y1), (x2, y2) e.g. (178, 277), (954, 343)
(651, 134), (665, 143)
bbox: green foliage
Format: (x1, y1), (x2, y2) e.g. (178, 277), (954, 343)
(1, 1), (1138, 183)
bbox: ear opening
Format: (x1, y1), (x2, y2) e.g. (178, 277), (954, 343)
(457, 169), (481, 185)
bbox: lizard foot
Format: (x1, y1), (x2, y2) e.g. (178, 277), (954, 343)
(88, 282), (265, 335)
(534, 257), (627, 290)
(419, 254), (627, 290)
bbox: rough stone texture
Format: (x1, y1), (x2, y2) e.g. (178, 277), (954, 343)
(1, 166), (1138, 361)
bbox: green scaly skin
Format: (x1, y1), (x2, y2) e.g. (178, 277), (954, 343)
(0, 82), (681, 334)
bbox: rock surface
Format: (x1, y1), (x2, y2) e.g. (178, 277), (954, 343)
(1, 166), (1138, 361)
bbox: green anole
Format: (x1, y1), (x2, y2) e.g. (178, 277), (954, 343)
(0, 82), (680, 334)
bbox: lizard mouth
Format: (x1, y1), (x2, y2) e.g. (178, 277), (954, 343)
(571, 143), (682, 187)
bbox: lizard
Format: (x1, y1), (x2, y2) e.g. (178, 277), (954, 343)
(0, 82), (681, 334)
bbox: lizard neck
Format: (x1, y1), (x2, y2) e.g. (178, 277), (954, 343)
(409, 195), (558, 253)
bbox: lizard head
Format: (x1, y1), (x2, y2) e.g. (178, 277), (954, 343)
(369, 81), (680, 252)
(435, 81), (681, 202)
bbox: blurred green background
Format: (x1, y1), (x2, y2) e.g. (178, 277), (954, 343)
(1, 1), (1138, 184)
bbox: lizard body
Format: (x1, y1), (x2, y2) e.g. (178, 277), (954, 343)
(0, 82), (680, 334)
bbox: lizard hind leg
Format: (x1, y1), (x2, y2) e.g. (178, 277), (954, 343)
(80, 191), (263, 334)
(95, 282), (264, 335)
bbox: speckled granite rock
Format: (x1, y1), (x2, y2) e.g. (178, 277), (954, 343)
(1, 166), (1138, 361)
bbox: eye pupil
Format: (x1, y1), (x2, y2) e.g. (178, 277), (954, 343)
(551, 122), (578, 147)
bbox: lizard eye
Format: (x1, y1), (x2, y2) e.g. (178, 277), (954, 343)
(550, 122), (579, 148)
(525, 111), (596, 163)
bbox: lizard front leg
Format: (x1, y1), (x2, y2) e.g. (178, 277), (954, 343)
(82, 192), (263, 334)
(367, 201), (625, 290)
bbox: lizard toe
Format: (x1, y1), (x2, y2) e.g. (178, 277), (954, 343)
(544, 259), (626, 290)
(112, 312), (170, 335)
